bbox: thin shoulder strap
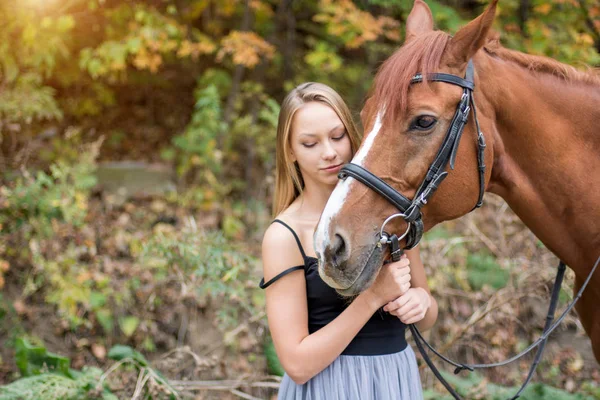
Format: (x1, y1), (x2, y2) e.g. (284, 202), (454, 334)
(259, 266), (304, 289)
(272, 219), (308, 261)
(259, 219), (307, 290)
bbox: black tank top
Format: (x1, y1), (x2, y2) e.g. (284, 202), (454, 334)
(260, 219), (407, 356)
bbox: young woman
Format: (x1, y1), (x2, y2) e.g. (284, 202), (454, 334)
(260, 82), (438, 399)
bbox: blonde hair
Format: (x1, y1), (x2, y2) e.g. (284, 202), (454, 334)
(272, 82), (362, 216)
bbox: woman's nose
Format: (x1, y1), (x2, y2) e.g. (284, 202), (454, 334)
(322, 142), (337, 160)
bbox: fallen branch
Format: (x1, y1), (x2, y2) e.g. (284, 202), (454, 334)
(169, 376), (281, 391)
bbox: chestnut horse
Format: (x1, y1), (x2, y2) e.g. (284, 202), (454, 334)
(314, 0), (600, 363)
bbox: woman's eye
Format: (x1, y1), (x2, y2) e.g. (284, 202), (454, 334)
(411, 116), (437, 131)
(302, 143), (316, 148)
(332, 131), (347, 141)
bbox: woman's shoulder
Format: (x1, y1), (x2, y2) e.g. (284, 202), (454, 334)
(262, 216), (306, 274)
(262, 218), (296, 252)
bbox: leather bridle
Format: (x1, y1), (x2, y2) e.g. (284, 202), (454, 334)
(336, 60), (600, 399)
(339, 60), (486, 251)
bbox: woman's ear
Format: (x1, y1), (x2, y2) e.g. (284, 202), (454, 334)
(289, 149), (296, 163)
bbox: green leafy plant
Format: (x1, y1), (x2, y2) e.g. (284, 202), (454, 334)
(140, 228), (263, 329)
(15, 338), (71, 378)
(425, 371), (597, 400)
(466, 251), (509, 291)
(0, 338), (116, 400)
(104, 345), (178, 399)
(264, 338), (284, 377)
(0, 138), (100, 240)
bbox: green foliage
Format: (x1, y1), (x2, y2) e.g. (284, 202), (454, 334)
(0, 293), (6, 322)
(497, 0), (600, 66)
(0, 2), (74, 124)
(0, 374), (82, 400)
(164, 75), (279, 206)
(429, 1), (465, 32)
(169, 83), (225, 184)
(228, 81), (280, 166)
(0, 73), (63, 123)
(426, 371), (596, 400)
(264, 338), (285, 377)
(0, 137), (100, 239)
(15, 338), (71, 378)
(118, 316), (140, 338)
(466, 251), (509, 291)
(105, 345), (176, 398)
(423, 225), (453, 241)
(141, 229), (263, 329)
(305, 41), (343, 72)
(1, 338), (115, 400)
(107, 344), (149, 366)
(0, 138), (109, 328)
(34, 245), (105, 328)
(1, 342), (177, 400)
(79, 3), (215, 79)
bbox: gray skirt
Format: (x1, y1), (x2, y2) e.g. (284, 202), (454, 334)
(277, 345), (423, 400)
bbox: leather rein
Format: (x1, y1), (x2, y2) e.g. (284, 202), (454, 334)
(337, 60), (600, 399)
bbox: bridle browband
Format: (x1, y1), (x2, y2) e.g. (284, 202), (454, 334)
(339, 60), (486, 250)
(335, 60), (600, 399)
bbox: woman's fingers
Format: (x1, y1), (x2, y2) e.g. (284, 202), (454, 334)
(390, 254), (410, 269)
(390, 306), (423, 323)
(385, 288), (430, 324)
(402, 313), (427, 325)
(396, 301), (417, 316)
(395, 273), (411, 284)
(397, 258), (410, 269)
(383, 294), (410, 312)
(400, 282), (411, 295)
(393, 265), (410, 277)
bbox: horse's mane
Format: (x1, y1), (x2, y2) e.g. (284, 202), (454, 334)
(372, 31), (451, 127)
(372, 30), (600, 127)
(483, 36), (600, 87)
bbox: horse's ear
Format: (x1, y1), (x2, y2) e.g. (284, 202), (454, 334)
(445, 0), (498, 68)
(405, 0), (434, 42)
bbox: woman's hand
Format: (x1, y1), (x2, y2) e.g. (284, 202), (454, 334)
(364, 254), (411, 309)
(383, 287), (431, 325)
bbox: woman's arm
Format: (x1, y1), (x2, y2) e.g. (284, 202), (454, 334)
(262, 223), (410, 385)
(384, 246), (438, 331)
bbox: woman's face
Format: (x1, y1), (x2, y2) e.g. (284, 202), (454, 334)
(289, 101), (352, 189)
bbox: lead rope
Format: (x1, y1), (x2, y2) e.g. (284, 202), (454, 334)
(388, 235), (600, 399)
(388, 236), (462, 399)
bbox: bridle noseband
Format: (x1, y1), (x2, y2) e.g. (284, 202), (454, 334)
(339, 60), (486, 250)
(335, 60), (600, 400)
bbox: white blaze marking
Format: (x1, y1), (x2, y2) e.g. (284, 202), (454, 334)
(314, 111), (384, 257)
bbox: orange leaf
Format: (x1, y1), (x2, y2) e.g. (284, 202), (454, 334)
(534, 4), (552, 15)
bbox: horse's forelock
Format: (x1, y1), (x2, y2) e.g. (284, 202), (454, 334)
(372, 31), (451, 128)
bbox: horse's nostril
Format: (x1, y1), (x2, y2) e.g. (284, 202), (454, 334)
(331, 234), (347, 270)
(333, 233), (345, 253)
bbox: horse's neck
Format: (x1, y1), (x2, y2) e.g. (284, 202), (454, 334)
(480, 57), (600, 275)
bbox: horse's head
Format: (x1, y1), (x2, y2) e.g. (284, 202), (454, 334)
(315, 0), (497, 295)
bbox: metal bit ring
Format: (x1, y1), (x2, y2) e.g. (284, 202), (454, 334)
(379, 213), (411, 244)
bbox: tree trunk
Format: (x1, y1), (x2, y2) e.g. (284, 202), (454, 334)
(519, 0), (530, 38)
(577, 0), (600, 57)
(283, 0), (296, 83)
(243, 1), (289, 199)
(221, 0), (253, 148)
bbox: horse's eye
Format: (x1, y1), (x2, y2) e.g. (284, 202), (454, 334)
(411, 116), (437, 131)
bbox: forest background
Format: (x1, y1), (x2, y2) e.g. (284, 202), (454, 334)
(1, 0), (600, 399)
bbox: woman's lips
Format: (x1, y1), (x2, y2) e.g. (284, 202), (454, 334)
(322, 163), (343, 173)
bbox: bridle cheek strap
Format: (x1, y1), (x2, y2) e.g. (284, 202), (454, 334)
(338, 163), (424, 249)
(338, 60), (484, 250)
